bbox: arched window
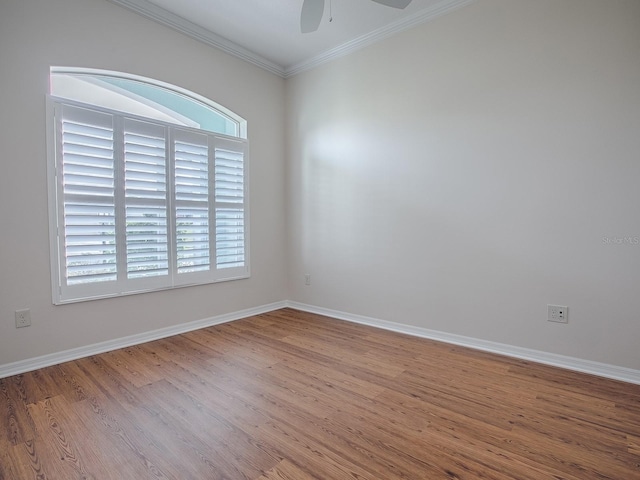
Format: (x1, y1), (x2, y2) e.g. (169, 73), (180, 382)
(47, 68), (249, 304)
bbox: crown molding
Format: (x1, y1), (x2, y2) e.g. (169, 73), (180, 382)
(106, 0), (475, 79)
(284, 0), (476, 77)
(105, 0), (286, 77)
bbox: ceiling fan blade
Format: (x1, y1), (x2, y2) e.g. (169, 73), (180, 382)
(301, 0), (325, 33)
(370, 0), (412, 9)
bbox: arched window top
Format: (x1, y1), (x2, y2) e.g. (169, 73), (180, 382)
(50, 67), (246, 138)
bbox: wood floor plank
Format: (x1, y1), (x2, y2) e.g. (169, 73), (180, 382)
(182, 328), (281, 370)
(56, 361), (110, 404)
(71, 393), (185, 479)
(6, 371), (56, 407)
(257, 459), (317, 480)
(26, 397), (98, 480)
(628, 434), (640, 455)
(379, 390), (589, 480)
(9, 437), (61, 480)
(70, 356), (141, 412)
(0, 376), (36, 447)
(135, 342), (274, 434)
(138, 379), (280, 479)
(0, 447), (20, 480)
(98, 346), (164, 388)
(255, 418), (378, 480)
(1, 308), (639, 479)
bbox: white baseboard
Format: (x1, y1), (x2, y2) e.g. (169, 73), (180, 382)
(3, 299), (639, 386)
(0, 301), (287, 379)
(286, 301), (640, 386)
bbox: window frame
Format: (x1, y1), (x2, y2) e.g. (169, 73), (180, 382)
(46, 73), (250, 305)
(50, 67), (247, 139)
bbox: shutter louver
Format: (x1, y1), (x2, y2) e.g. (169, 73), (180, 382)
(60, 106), (117, 285)
(124, 120), (169, 279)
(175, 133), (210, 274)
(215, 145), (245, 269)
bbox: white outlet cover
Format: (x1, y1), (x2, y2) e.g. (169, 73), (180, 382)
(548, 305), (568, 323)
(15, 309), (31, 328)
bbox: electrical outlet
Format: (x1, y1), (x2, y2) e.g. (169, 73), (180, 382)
(304, 274), (311, 286)
(548, 305), (568, 323)
(15, 309), (31, 328)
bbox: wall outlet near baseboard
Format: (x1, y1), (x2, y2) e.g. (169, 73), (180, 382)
(15, 309), (31, 328)
(548, 305), (568, 323)
(304, 274), (311, 286)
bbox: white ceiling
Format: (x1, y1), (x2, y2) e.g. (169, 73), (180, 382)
(108, 0), (474, 76)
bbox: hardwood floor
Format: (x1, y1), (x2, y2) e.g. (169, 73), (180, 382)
(1, 308), (639, 479)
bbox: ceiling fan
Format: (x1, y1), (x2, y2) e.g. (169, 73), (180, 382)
(301, 0), (413, 33)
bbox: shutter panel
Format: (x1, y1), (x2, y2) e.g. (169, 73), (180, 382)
(59, 105), (117, 286)
(214, 140), (246, 270)
(174, 130), (211, 274)
(124, 119), (169, 279)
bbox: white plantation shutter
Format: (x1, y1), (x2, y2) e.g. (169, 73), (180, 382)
(174, 130), (211, 276)
(215, 139), (246, 270)
(124, 119), (169, 281)
(49, 98), (249, 304)
(59, 105), (116, 289)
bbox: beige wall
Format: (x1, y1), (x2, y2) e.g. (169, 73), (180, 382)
(2, 0), (639, 372)
(286, 0), (640, 369)
(0, 0), (287, 365)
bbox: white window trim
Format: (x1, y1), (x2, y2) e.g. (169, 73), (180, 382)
(46, 96), (250, 305)
(50, 67), (247, 139)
